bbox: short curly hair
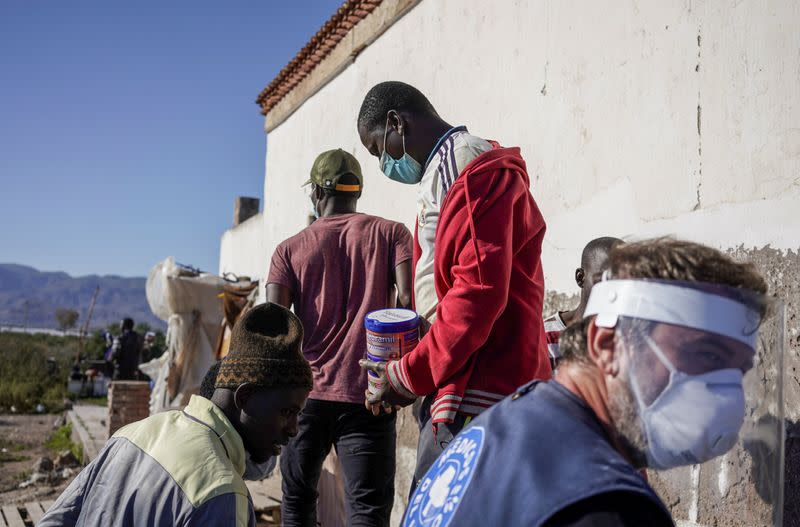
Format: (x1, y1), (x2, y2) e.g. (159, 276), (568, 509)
(357, 81), (437, 132)
(559, 237), (768, 363)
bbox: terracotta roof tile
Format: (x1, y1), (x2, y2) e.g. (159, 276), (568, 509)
(255, 0), (384, 115)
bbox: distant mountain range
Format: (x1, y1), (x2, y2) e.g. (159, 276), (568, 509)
(0, 264), (165, 331)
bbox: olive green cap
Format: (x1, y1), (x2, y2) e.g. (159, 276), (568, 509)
(303, 149), (363, 193)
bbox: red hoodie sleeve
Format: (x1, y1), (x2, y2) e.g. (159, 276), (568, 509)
(387, 168), (526, 397)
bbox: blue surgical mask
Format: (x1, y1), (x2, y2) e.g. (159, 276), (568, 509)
(379, 114), (423, 184)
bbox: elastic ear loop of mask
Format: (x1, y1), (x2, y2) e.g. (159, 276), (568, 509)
(381, 113), (390, 165)
(615, 329), (662, 466)
(380, 110), (406, 166)
(616, 331), (647, 411)
(617, 329), (676, 413)
(643, 334), (677, 375)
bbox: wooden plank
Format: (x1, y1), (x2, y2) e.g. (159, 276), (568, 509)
(24, 502), (44, 525)
(250, 492), (279, 512)
(247, 477), (283, 512)
(256, 507), (281, 527)
(259, 477), (282, 500)
(267, 506), (281, 524)
(1, 506), (25, 527)
(39, 501), (54, 513)
(0, 507), (8, 527)
(262, 497), (280, 510)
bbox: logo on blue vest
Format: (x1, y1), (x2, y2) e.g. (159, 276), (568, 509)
(404, 426), (485, 527)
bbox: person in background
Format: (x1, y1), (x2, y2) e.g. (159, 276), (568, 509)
(267, 148), (413, 527)
(543, 237), (624, 367)
(102, 331), (115, 377)
(402, 238), (768, 527)
(40, 303), (312, 527)
(140, 331), (163, 363)
(112, 317), (142, 380)
(356, 81), (551, 490)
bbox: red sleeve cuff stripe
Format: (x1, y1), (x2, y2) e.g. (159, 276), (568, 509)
(386, 361), (416, 399)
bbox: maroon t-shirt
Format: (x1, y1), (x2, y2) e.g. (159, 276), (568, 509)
(267, 213), (413, 403)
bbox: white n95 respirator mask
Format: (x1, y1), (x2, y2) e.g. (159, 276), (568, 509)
(632, 334), (746, 470)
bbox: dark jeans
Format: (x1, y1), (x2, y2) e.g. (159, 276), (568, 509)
(280, 399), (396, 527)
(409, 396), (470, 496)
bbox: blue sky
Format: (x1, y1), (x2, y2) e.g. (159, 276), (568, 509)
(0, 1), (343, 277)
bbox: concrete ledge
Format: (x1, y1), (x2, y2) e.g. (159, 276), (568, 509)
(68, 405), (109, 463)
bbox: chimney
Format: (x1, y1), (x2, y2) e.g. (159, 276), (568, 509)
(233, 197), (260, 226)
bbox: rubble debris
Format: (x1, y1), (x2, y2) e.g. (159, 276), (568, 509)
(32, 456), (54, 473)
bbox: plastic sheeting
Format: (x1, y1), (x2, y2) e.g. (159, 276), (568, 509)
(143, 257), (226, 413)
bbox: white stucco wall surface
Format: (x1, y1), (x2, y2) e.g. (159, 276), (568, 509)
(241, 0), (800, 294)
(219, 212), (268, 300)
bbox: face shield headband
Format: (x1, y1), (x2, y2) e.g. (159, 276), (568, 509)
(583, 279), (762, 351)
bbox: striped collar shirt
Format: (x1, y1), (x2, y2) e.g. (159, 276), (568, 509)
(414, 126), (492, 323)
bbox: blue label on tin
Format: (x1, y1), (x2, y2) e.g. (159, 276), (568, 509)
(366, 352), (391, 363)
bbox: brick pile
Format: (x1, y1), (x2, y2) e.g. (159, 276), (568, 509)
(107, 381), (151, 437)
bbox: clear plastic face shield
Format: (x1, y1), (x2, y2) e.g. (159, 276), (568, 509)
(585, 279), (785, 526)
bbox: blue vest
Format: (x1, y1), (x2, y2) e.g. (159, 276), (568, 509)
(403, 380), (672, 527)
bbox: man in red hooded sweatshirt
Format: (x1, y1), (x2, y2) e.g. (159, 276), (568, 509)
(357, 81), (552, 491)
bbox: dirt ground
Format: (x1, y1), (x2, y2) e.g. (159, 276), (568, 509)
(0, 414), (73, 505)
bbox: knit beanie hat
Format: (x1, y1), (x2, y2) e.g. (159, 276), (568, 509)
(199, 361), (221, 399)
(215, 303), (313, 390)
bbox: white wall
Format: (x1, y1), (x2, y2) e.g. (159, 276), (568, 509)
(229, 0), (800, 295)
(219, 212), (269, 300)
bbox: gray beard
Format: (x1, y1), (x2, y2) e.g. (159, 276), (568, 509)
(607, 372), (650, 469)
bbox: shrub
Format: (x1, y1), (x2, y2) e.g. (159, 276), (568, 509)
(0, 332), (75, 413)
(45, 423), (83, 462)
